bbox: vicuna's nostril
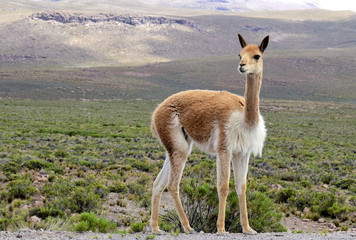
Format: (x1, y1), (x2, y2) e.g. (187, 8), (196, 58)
(240, 63), (246, 67)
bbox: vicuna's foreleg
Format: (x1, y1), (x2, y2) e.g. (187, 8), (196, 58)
(231, 152), (257, 235)
(167, 151), (194, 233)
(216, 151), (231, 234)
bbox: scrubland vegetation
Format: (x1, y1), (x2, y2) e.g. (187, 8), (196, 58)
(0, 99), (354, 234)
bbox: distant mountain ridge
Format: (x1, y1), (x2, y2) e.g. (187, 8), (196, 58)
(144, 0), (320, 12)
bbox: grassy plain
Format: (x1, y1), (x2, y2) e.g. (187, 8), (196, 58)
(0, 99), (355, 233)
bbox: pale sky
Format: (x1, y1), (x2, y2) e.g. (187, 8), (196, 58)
(281, 0), (356, 12)
(317, 0), (356, 11)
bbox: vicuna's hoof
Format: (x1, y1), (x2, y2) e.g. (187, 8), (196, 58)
(151, 229), (166, 235)
(243, 228), (257, 235)
(186, 229), (198, 234)
(217, 231), (229, 236)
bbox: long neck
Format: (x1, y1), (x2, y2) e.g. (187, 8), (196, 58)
(244, 71), (262, 126)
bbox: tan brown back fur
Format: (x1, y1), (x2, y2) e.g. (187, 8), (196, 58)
(152, 90), (244, 149)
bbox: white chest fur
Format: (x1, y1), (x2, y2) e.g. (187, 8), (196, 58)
(225, 110), (266, 157)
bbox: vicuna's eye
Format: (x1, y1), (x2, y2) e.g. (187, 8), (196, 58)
(253, 55), (260, 60)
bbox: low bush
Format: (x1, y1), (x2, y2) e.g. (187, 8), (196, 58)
(130, 220), (144, 232)
(276, 188), (296, 203)
(1, 162), (20, 178)
(92, 183), (109, 198)
(7, 179), (37, 200)
(0, 215), (26, 231)
(335, 179), (355, 190)
(75, 220), (90, 232)
(67, 187), (101, 213)
(73, 212), (117, 233)
(25, 159), (63, 174)
(54, 149), (69, 158)
(127, 183), (146, 198)
(109, 181), (128, 194)
(320, 173), (338, 184)
(132, 159), (153, 172)
(159, 216), (176, 232)
(29, 206), (65, 219)
(43, 178), (74, 197)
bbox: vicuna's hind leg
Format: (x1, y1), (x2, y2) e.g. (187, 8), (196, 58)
(231, 152), (257, 235)
(150, 155), (170, 233)
(151, 113), (194, 233)
(167, 151), (195, 233)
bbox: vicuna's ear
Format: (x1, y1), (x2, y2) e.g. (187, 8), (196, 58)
(238, 34), (247, 48)
(259, 35), (269, 53)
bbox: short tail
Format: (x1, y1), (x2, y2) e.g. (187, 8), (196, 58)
(151, 121), (158, 139)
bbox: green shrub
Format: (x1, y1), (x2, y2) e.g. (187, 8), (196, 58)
(159, 210), (181, 232)
(279, 173), (301, 182)
(78, 212), (98, 232)
(42, 178), (104, 215)
(67, 187), (100, 213)
(146, 234), (157, 239)
(276, 188), (297, 203)
(291, 190), (351, 219)
(130, 221), (144, 232)
(74, 212), (117, 233)
(42, 178), (74, 198)
(109, 181), (128, 194)
(306, 211), (320, 221)
(25, 159), (63, 174)
(350, 196), (356, 207)
(246, 191), (287, 233)
(0, 218), (10, 231)
(1, 162), (20, 178)
(97, 218), (117, 233)
(74, 179), (87, 187)
(54, 149), (69, 158)
(0, 214), (27, 231)
(29, 206), (65, 219)
(127, 183), (145, 197)
(327, 202), (349, 219)
(300, 180), (311, 188)
(314, 192), (336, 217)
(75, 221), (89, 232)
(25, 159), (48, 170)
(335, 179), (355, 190)
(8, 179), (37, 199)
(132, 159), (153, 172)
(320, 173), (338, 184)
(92, 183), (109, 198)
(159, 217), (176, 232)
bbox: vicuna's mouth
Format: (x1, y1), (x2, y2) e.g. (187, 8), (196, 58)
(238, 67), (247, 73)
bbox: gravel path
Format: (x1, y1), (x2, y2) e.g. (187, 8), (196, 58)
(1, 230), (355, 240)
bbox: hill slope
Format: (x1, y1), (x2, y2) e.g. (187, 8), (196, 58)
(0, 0), (355, 102)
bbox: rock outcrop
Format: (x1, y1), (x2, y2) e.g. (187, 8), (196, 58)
(28, 11), (199, 29)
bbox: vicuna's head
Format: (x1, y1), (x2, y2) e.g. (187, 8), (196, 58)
(238, 34), (269, 75)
